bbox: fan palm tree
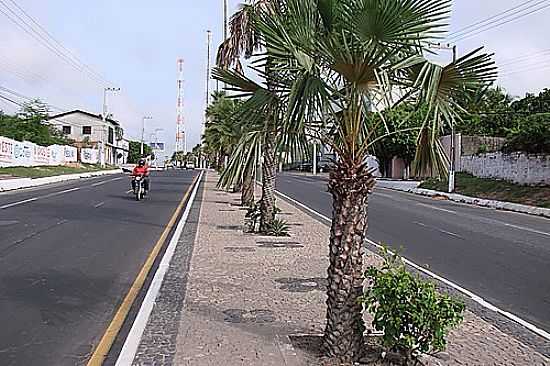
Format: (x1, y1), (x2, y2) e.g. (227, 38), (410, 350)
(250, 0), (497, 361)
(204, 91), (243, 170)
(217, 0), (282, 231)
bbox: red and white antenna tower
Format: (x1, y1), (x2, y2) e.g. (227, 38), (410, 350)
(176, 58), (186, 153)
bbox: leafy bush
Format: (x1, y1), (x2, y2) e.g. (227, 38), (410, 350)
(503, 113), (550, 154)
(362, 250), (465, 364)
(264, 218), (290, 237)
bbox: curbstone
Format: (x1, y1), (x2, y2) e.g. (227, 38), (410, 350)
(395, 186), (550, 219)
(0, 169), (121, 192)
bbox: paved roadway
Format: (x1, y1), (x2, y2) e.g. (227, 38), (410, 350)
(0, 170), (197, 366)
(277, 173), (550, 334)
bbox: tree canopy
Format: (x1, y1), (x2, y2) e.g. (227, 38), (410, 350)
(0, 100), (67, 146)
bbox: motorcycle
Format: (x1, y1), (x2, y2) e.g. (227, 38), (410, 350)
(132, 175), (147, 201)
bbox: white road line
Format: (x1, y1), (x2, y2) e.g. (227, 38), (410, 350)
(0, 187), (80, 210)
(94, 201), (105, 208)
(91, 177), (123, 187)
(413, 221), (464, 239)
(494, 221), (550, 238)
(416, 202), (457, 214)
(273, 189), (550, 342)
(1, 197), (38, 209)
(373, 192), (398, 200)
(116, 171), (204, 366)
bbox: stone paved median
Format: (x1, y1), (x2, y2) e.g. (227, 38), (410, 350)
(132, 172), (550, 365)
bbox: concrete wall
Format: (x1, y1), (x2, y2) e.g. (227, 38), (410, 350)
(461, 152), (550, 185)
(461, 135), (506, 156)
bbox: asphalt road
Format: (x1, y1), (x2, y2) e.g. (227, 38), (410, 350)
(277, 173), (550, 334)
(0, 169), (197, 366)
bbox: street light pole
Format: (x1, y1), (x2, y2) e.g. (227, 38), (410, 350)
(102, 87), (120, 167)
(141, 116), (152, 156)
(427, 42), (457, 192)
(313, 143), (317, 175)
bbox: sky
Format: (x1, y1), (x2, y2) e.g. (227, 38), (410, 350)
(1, 0), (549, 158)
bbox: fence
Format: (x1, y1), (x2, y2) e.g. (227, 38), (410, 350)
(0, 135), (98, 167)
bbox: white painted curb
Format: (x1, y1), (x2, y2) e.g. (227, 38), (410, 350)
(376, 180), (550, 219)
(115, 171), (204, 366)
(0, 169), (121, 193)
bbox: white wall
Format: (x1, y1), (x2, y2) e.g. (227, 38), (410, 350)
(461, 152), (550, 185)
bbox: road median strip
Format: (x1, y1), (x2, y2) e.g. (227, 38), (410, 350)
(86, 172), (203, 366)
(273, 188), (550, 343)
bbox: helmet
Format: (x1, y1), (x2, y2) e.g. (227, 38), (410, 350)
(138, 159), (146, 167)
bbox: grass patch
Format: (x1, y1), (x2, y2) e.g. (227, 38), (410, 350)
(0, 164), (112, 179)
(420, 173), (550, 208)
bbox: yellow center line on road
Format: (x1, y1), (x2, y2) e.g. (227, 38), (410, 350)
(86, 174), (200, 366)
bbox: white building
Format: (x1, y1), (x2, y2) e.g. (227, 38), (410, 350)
(48, 110), (128, 166)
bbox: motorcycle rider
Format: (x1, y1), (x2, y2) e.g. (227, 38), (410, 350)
(132, 158), (150, 193)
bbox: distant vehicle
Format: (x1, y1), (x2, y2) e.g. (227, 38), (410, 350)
(185, 162), (196, 170)
(297, 162), (313, 172)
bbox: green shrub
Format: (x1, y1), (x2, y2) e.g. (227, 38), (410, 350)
(362, 250), (465, 364)
(264, 218), (290, 237)
(503, 113), (550, 154)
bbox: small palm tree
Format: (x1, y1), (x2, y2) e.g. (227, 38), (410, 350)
(204, 92), (243, 170)
(251, 0), (496, 361)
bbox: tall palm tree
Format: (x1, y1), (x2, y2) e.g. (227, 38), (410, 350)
(217, 0), (281, 231)
(251, 0), (497, 361)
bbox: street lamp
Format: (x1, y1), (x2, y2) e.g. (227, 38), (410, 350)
(427, 42), (457, 193)
(101, 87), (121, 167)
(141, 116), (152, 156)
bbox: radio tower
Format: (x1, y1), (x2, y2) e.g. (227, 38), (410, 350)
(176, 59), (186, 154)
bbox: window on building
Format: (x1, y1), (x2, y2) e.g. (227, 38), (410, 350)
(108, 127), (114, 144)
(82, 126), (92, 135)
(62, 126), (71, 135)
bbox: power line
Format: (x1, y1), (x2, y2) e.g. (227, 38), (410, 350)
(3, 0), (111, 85)
(448, 0), (547, 38)
(0, 0), (107, 86)
(0, 85), (68, 111)
(0, 93), (24, 107)
(499, 63), (550, 77)
(500, 58), (550, 72)
(448, 0), (550, 42)
(498, 48), (550, 67)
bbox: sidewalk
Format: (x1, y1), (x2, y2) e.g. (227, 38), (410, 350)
(131, 172), (550, 365)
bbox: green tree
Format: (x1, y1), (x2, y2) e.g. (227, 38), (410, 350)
(455, 86), (518, 137)
(242, 0), (496, 361)
(128, 140), (154, 164)
(0, 100), (67, 146)
(371, 105), (427, 177)
(504, 113), (550, 154)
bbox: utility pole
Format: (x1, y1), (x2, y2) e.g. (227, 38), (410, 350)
(204, 30), (212, 169)
(223, 0), (228, 41)
(141, 116), (152, 156)
(102, 87), (120, 167)
(428, 42), (457, 192)
(312, 143), (317, 175)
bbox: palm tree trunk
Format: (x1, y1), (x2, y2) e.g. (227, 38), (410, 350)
(241, 162), (255, 207)
(323, 161), (376, 362)
(259, 134), (277, 232)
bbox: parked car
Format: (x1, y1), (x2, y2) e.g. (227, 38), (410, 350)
(185, 162), (196, 170)
(297, 162), (313, 172)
